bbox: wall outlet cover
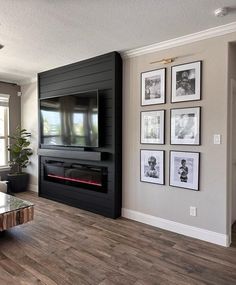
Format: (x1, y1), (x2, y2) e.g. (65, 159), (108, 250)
(190, 206), (197, 217)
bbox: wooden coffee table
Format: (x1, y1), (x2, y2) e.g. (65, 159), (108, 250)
(0, 192), (34, 231)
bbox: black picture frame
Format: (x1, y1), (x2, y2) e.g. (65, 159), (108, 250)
(140, 149), (165, 185)
(170, 106), (201, 145)
(140, 110), (165, 144)
(141, 68), (166, 106)
(171, 61), (202, 103)
(169, 150), (200, 191)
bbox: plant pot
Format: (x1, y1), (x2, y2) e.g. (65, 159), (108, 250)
(7, 173), (30, 193)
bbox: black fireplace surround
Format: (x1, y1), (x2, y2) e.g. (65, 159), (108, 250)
(38, 52), (122, 218)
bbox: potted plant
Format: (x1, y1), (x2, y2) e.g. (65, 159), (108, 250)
(7, 126), (33, 192)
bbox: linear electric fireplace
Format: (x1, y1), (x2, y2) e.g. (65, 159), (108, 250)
(44, 160), (107, 193)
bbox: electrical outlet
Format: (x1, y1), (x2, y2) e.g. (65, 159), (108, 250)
(190, 206), (197, 217)
(214, 134), (221, 144)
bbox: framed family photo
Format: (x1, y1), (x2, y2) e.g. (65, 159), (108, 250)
(170, 107), (201, 145)
(141, 110), (165, 144)
(169, 151), (200, 191)
(140, 149), (164, 185)
(141, 68), (166, 106)
(171, 61), (202, 103)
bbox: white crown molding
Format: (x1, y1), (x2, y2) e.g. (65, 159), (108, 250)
(122, 21), (236, 58)
(0, 78), (19, 85)
(122, 208), (230, 247)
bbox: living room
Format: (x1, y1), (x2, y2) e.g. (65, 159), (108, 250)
(1, 1), (236, 284)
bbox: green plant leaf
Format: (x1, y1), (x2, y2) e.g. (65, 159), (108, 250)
(8, 127), (33, 174)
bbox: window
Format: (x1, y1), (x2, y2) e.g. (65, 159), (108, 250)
(0, 94), (10, 168)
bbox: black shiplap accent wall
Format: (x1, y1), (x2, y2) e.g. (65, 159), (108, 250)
(38, 52), (122, 218)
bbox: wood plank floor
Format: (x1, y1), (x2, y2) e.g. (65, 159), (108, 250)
(1, 192), (236, 285)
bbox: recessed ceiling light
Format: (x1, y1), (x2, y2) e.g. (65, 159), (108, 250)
(214, 7), (228, 17)
(0, 44), (4, 49)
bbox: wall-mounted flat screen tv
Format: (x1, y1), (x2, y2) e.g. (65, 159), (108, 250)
(40, 90), (99, 148)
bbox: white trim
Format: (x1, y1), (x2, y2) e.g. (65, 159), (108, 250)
(0, 166), (10, 171)
(122, 208), (230, 247)
(122, 22), (236, 58)
(29, 183), (38, 193)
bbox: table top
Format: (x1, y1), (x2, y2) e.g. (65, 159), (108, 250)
(0, 192), (34, 215)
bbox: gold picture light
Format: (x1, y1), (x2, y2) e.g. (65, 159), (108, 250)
(150, 58), (176, 64)
(150, 53), (196, 65)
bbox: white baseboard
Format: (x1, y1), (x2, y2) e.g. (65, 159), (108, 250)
(122, 208), (230, 247)
(28, 184), (38, 193)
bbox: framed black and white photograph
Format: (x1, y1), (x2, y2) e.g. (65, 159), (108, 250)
(141, 110), (165, 144)
(141, 68), (166, 106)
(140, 149), (164, 185)
(170, 107), (201, 145)
(171, 61), (202, 103)
(169, 151), (200, 191)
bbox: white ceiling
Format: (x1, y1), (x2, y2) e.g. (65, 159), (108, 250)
(0, 0), (236, 84)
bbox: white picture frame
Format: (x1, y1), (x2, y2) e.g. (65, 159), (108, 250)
(170, 107), (201, 145)
(141, 110), (165, 144)
(169, 151), (200, 191)
(171, 61), (202, 103)
(140, 149), (164, 185)
(141, 68), (166, 106)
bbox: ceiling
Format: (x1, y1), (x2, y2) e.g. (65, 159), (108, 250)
(0, 0), (236, 84)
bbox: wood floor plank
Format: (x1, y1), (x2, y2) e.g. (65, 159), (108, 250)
(0, 191), (235, 285)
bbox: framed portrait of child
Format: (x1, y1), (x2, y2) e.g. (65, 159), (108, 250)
(169, 151), (200, 191)
(140, 149), (164, 185)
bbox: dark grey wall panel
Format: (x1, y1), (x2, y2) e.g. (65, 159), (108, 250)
(38, 51), (122, 218)
(40, 70), (112, 93)
(40, 81), (113, 99)
(40, 61), (112, 86)
(38, 149), (102, 161)
(39, 54), (112, 78)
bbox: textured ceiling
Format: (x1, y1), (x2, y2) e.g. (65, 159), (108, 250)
(0, 0), (236, 84)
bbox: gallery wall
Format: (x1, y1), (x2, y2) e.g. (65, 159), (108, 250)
(122, 32), (236, 240)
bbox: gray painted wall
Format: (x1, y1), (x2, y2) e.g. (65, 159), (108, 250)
(21, 82), (38, 192)
(0, 82), (21, 180)
(123, 33), (236, 235)
(228, 42), (236, 227)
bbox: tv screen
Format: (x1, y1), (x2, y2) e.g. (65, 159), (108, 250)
(40, 90), (99, 148)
